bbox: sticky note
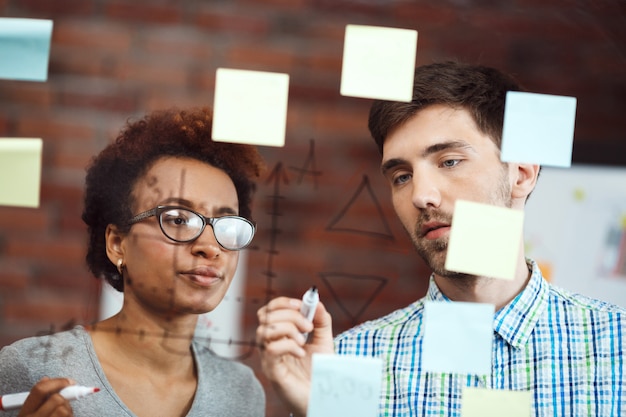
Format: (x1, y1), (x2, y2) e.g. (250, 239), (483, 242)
(212, 68), (289, 147)
(340, 24), (417, 102)
(307, 354), (382, 417)
(461, 387), (532, 417)
(0, 138), (43, 208)
(501, 91), (577, 167)
(422, 301), (494, 375)
(0, 18), (53, 81)
(445, 200), (524, 280)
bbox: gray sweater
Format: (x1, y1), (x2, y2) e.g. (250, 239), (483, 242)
(0, 326), (265, 416)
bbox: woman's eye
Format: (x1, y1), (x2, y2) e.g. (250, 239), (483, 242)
(164, 215), (189, 226)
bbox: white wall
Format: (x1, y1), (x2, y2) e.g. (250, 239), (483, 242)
(524, 164), (626, 308)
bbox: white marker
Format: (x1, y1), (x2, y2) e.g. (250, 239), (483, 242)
(0, 385), (100, 411)
(300, 286), (319, 340)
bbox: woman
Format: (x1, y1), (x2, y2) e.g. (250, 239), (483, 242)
(0, 108), (266, 416)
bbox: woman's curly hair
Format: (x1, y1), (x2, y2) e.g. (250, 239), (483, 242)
(82, 107), (265, 292)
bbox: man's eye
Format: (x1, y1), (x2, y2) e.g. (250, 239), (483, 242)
(442, 159), (460, 168)
(393, 173), (412, 185)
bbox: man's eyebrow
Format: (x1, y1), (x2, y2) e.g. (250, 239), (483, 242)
(380, 140), (475, 175)
(380, 158), (407, 176)
(421, 140), (474, 157)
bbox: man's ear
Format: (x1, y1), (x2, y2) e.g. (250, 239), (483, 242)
(510, 163), (540, 200)
(105, 224), (126, 265)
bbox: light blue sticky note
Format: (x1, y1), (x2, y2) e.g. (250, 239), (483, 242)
(307, 354), (382, 417)
(0, 138), (43, 208)
(445, 200), (524, 280)
(212, 68), (289, 147)
(0, 18), (53, 81)
(340, 24), (417, 102)
(422, 301), (494, 375)
(461, 387), (532, 417)
(501, 91), (577, 167)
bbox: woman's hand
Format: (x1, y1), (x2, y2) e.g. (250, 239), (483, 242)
(257, 297), (334, 417)
(17, 377), (74, 417)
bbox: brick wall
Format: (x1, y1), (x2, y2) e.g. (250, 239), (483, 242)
(1, 1), (624, 415)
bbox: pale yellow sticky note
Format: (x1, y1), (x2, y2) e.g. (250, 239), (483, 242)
(445, 200), (524, 280)
(340, 24), (417, 102)
(0, 138), (43, 208)
(212, 68), (289, 147)
(461, 387), (532, 417)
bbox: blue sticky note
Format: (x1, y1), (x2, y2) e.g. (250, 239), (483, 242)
(0, 18), (53, 81)
(307, 354), (382, 417)
(501, 91), (577, 167)
(422, 301), (494, 375)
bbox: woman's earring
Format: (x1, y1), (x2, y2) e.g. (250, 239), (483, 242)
(116, 259), (124, 276)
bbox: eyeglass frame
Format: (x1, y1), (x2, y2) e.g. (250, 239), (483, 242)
(126, 205), (255, 250)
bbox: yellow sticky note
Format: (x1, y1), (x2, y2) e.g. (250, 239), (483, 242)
(461, 387), (532, 417)
(340, 24), (417, 102)
(212, 68), (289, 147)
(0, 138), (43, 208)
(445, 200), (524, 280)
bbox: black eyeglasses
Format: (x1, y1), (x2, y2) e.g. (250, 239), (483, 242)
(127, 205), (255, 251)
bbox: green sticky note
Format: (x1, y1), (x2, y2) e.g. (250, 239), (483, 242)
(212, 68), (289, 147)
(340, 24), (417, 102)
(445, 200), (524, 280)
(461, 387), (532, 417)
(0, 18), (53, 81)
(0, 138), (43, 208)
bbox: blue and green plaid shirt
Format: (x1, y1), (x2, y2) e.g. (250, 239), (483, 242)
(335, 259), (625, 416)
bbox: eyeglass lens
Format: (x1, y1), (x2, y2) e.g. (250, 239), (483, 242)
(159, 208), (253, 249)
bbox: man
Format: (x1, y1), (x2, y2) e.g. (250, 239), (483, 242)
(256, 61), (625, 416)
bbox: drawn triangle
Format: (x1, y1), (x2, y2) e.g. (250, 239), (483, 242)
(326, 175), (394, 240)
(319, 272), (387, 325)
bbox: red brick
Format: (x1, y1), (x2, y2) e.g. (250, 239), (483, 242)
(3, 295), (88, 322)
(17, 0), (96, 16)
(52, 21), (133, 53)
(226, 44), (297, 73)
(15, 116), (95, 142)
(141, 28), (213, 61)
(0, 262), (30, 291)
(0, 207), (50, 232)
(195, 9), (269, 36)
(0, 83), (53, 107)
(105, 1), (183, 24)
(115, 60), (189, 88)
(5, 236), (85, 266)
(56, 89), (138, 114)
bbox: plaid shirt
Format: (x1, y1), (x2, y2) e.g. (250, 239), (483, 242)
(335, 259), (625, 416)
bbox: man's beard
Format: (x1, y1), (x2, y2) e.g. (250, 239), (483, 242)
(409, 165), (512, 280)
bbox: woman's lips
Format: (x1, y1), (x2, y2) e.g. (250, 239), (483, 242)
(180, 266), (222, 287)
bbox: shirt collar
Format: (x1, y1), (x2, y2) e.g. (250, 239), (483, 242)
(424, 259), (549, 349)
